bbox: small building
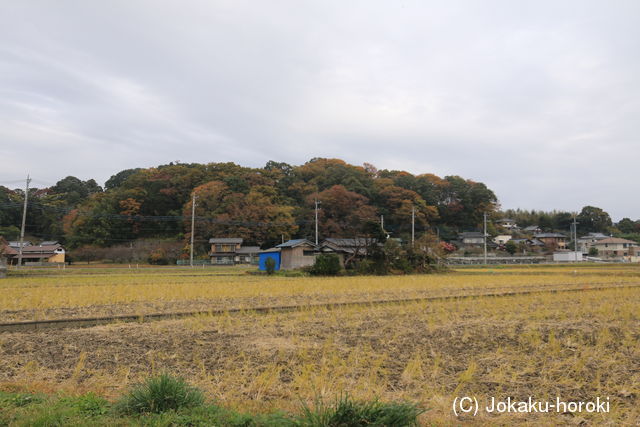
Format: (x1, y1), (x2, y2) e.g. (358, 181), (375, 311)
(493, 235), (512, 245)
(209, 238), (259, 265)
(276, 239), (318, 270)
(553, 251), (583, 262)
(458, 232), (485, 246)
(534, 233), (567, 250)
(497, 218), (518, 229)
(258, 248), (281, 271)
(577, 233), (609, 254)
(591, 238), (640, 262)
(319, 237), (375, 267)
(8, 242), (66, 265)
(523, 225), (542, 234)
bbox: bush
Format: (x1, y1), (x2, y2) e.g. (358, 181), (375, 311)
(265, 257), (276, 275)
(297, 395), (424, 426)
(148, 248), (169, 265)
(116, 374), (205, 414)
(310, 254), (341, 276)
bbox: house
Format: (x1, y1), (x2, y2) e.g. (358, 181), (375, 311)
(497, 218), (518, 230)
(258, 248), (281, 271)
(523, 225), (542, 234)
(534, 233), (567, 250)
(493, 235), (512, 245)
(209, 238), (259, 265)
(319, 238), (375, 267)
(590, 238), (639, 262)
(507, 238), (545, 254)
(577, 233), (608, 254)
(458, 232), (485, 246)
(276, 239), (318, 270)
(7, 242), (66, 265)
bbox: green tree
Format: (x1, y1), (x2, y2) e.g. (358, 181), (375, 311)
(577, 206), (612, 234)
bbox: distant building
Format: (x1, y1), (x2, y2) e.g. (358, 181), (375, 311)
(493, 235), (512, 245)
(276, 239), (318, 270)
(209, 238), (259, 265)
(534, 233), (567, 250)
(258, 248), (281, 271)
(591, 237), (640, 262)
(523, 225), (542, 234)
(5, 242), (65, 265)
(577, 233), (608, 254)
(458, 232), (485, 246)
(497, 218), (518, 229)
(553, 251), (583, 262)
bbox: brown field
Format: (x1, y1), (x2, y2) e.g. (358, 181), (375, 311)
(1, 264), (639, 424)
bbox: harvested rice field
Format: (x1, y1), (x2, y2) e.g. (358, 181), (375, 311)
(1, 264), (639, 425)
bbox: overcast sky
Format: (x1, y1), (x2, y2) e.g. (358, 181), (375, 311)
(1, 1), (638, 220)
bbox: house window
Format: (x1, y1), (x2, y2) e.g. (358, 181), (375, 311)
(303, 250), (316, 256)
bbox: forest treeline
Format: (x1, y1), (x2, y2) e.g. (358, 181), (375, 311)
(1, 158), (638, 254)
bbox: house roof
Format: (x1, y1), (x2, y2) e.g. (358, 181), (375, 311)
(534, 233), (566, 238)
(236, 246), (260, 254)
(592, 237), (638, 245)
(578, 233), (608, 240)
(322, 238), (375, 247)
(498, 218), (515, 222)
(20, 244), (63, 254)
(40, 241), (59, 246)
(8, 241), (31, 248)
(459, 232), (484, 238)
(209, 238), (243, 244)
(523, 225), (540, 231)
(259, 247), (281, 253)
(276, 239), (316, 248)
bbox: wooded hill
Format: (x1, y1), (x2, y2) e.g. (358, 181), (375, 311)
(0, 158), (497, 251)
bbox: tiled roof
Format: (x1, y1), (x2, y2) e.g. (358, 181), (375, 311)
(276, 239), (316, 248)
(209, 238), (243, 244)
(593, 237), (638, 245)
(236, 246), (260, 254)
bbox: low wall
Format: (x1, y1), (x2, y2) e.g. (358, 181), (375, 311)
(446, 256), (546, 265)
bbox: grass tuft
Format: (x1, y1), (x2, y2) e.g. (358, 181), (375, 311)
(296, 394), (424, 426)
(116, 373), (205, 414)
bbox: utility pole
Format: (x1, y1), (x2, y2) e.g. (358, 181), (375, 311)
(573, 214), (579, 262)
(380, 215), (384, 230)
(483, 212), (487, 265)
(411, 206), (415, 245)
(17, 175), (31, 269)
(314, 199), (321, 245)
(190, 193), (196, 267)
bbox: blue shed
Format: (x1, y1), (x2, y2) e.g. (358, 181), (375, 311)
(258, 248), (281, 271)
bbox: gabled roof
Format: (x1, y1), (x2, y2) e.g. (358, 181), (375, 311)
(276, 239), (316, 248)
(259, 247), (281, 253)
(8, 241), (31, 248)
(41, 241), (59, 246)
(523, 225), (540, 231)
(20, 244), (63, 253)
(236, 246), (260, 254)
(322, 238), (375, 247)
(534, 233), (566, 238)
(459, 232), (484, 238)
(592, 237), (638, 245)
(209, 238), (243, 244)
